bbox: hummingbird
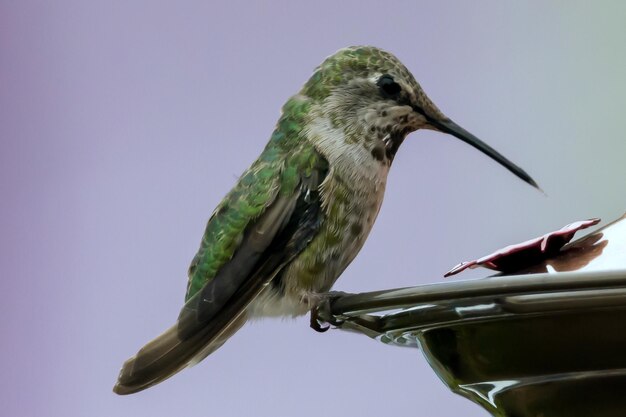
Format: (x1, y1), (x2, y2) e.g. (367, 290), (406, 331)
(114, 46), (538, 395)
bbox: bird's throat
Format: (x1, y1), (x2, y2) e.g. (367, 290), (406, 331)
(384, 130), (407, 162)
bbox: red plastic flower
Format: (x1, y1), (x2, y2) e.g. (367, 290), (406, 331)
(444, 218), (601, 277)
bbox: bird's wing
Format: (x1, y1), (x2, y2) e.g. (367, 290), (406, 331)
(114, 146), (328, 395)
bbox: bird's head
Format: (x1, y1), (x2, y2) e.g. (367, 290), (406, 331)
(300, 46), (538, 188)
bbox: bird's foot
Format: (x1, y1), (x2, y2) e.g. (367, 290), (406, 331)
(310, 310), (331, 333)
(306, 291), (349, 333)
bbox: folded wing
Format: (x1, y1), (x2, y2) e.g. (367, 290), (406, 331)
(114, 150), (328, 394)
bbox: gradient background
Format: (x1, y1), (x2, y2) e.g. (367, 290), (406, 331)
(2, 1), (626, 416)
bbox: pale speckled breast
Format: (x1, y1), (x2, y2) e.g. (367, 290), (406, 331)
(304, 166), (388, 289)
(249, 115), (390, 317)
(250, 169), (388, 318)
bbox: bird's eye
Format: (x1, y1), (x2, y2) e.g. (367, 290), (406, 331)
(377, 74), (402, 98)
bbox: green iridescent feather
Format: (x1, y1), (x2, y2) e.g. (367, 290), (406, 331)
(184, 96), (324, 301)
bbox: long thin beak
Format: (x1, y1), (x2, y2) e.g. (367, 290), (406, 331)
(429, 117), (540, 190)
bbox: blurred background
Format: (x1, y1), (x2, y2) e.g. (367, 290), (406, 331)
(2, 1), (626, 416)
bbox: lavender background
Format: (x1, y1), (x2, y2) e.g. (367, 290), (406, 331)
(2, 1), (626, 416)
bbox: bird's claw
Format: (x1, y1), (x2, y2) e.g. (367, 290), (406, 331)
(308, 291), (349, 333)
(310, 310), (331, 333)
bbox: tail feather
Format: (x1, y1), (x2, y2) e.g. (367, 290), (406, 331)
(113, 314), (246, 395)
